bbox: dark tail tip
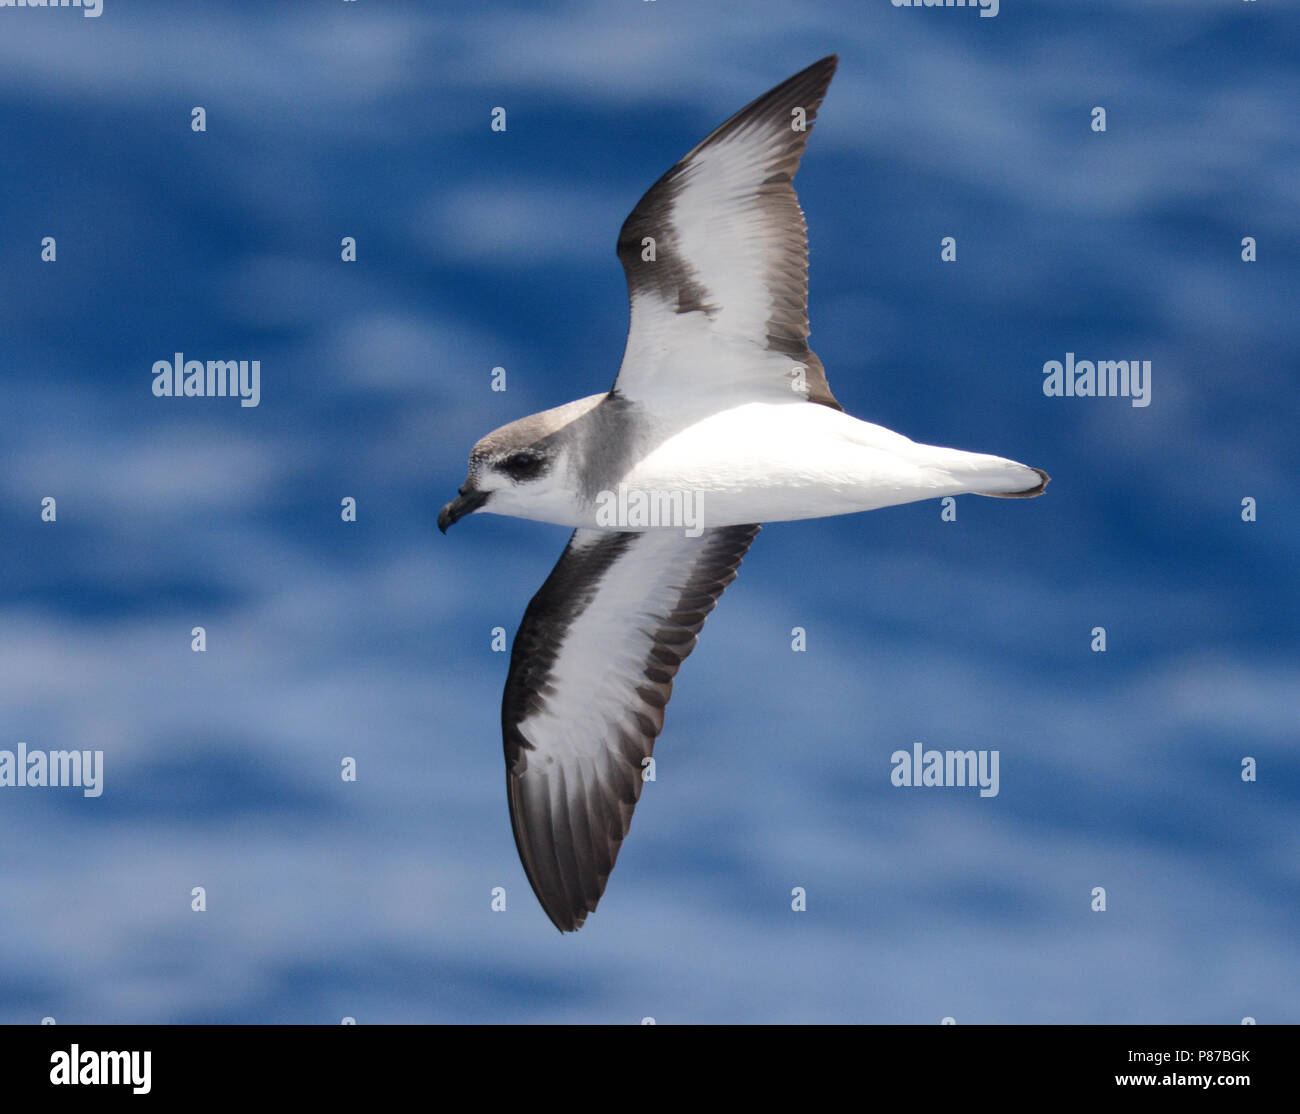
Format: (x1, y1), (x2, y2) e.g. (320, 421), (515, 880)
(976, 467), (1050, 499)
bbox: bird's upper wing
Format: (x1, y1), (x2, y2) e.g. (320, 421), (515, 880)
(502, 524), (759, 931)
(612, 55), (842, 413)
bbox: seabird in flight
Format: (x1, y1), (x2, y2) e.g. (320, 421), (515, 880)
(439, 55), (1048, 931)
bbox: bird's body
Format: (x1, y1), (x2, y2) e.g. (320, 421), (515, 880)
(439, 55), (1048, 932)
(616, 398), (1041, 526)
(484, 393), (1044, 529)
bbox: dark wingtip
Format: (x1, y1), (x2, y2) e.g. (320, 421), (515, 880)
(802, 55), (839, 90)
(793, 53), (839, 94)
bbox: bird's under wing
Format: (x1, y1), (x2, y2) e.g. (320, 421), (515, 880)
(502, 523), (760, 931)
(613, 55), (842, 413)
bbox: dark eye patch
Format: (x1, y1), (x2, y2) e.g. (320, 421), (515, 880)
(499, 452), (545, 481)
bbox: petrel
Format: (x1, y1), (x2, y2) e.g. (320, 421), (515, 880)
(439, 56), (1047, 932)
